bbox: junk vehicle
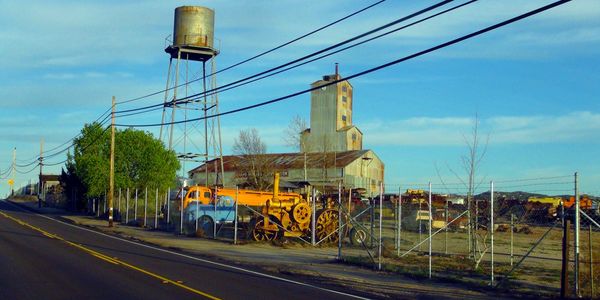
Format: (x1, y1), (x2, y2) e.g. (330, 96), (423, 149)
(183, 195), (238, 237)
(178, 173), (342, 242)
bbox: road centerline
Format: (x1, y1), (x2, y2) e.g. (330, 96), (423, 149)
(0, 209), (221, 300)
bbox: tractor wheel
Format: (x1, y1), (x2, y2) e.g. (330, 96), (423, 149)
(292, 203), (311, 224)
(198, 215), (214, 238)
(316, 209), (343, 243)
(349, 227), (367, 246)
(250, 217), (282, 241)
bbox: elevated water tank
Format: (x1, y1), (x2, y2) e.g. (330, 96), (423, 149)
(173, 6), (215, 50)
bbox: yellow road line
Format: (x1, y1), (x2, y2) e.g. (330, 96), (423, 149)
(0, 210), (220, 300)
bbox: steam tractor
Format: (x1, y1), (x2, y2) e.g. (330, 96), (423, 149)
(178, 173), (342, 242)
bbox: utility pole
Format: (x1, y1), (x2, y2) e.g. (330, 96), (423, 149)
(10, 148), (16, 195)
(108, 96), (116, 227)
(39, 138), (44, 208)
(574, 172), (580, 297)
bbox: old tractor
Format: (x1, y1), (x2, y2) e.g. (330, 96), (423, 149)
(178, 173), (341, 243)
(249, 173), (341, 242)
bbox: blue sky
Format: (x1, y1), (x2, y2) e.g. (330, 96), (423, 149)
(1, 0), (598, 197)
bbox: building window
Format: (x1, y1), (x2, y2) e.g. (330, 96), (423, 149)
(342, 86), (347, 93)
(352, 133), (357, 141)
(342, 96), (347, 103)
(342, 115), (347, 122)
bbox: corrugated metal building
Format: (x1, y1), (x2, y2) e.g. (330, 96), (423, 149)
(188, 149), (384, 196)
(188, 68), (385, 196)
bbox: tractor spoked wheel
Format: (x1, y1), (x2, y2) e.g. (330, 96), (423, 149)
(251, 218), (281, 241)
(198, 215), (214, 238)
(316, 209), (341, 243)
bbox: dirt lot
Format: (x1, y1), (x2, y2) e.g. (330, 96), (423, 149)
(7, 197), (580, 299)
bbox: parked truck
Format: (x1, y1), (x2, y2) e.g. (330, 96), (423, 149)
(183, 195), (239, 237)
(178, 173), (342, 242)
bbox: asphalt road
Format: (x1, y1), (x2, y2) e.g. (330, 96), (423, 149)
(0, 200), (364, 300)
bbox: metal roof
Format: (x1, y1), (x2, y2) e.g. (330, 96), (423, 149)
(188, 150), (371, 175)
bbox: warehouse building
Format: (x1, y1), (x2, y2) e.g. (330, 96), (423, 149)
(189, 68), (384, 196)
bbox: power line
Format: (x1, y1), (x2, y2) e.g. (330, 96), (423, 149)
(115, 0), (387, 105)
(492, 175), (572, 184)
(116, 0), (572, 128)
(0, 165), (12, 176)
(6, 106), (114, 169)
(44, 159), (69, 167)
(494, 181), (572, 189)
(15, 160), (38, 168)
(15, 163), (39, 175)
(43, 126), (112, 169)
(115, 0), (454, 115)
(164, 0), (479, 105)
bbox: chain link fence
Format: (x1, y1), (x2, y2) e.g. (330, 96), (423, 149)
(30, 173), (598, 298)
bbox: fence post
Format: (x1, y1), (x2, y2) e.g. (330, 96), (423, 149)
(126, 187), (130, 224)
(445, 198), (449, 255)
(234, 186), (238, 245)
(213, 186), (218, 239)
(574, 172), (580, 297)
(311, 187), (316, 246)
(195, 189), (199, 233)
(144, 187), (148, 227)
(490, 180), (495, 285)
(511, 213), (514, 266)
(561, 218), (570, 298)
(167, 188), (170, 226)
(428, 182), (432, 279)
(398, 187), (402, 257)
(118, 188), (122, 222)
(590, 224), (594, 297)
(378, 182), (383, 271)
(419, 192), (423, 253)
(154, 188), (158, 229)
(337, 182), (342, 261)
(134, 188), (138, 222)
(180, 187), (184, 235)
(371, 195), (375, 248)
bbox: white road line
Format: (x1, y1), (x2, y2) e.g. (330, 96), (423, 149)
(2, 200), (369, 300)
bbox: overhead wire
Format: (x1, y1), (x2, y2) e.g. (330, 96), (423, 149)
(175, 0), (479, 102)
(4, 0), (376, 166)
(115, 0), (388, 105)
(114, 0), (455, 115)
(7, 106), (114, 169)
(116, 0), (572, 128)
(15, 163), (39, 175)
(44, 125), (111, 168)
(0, 165), (12, 176)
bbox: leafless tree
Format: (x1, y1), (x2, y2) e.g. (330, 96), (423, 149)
(437, 114), (489, 266)
(460, 114), (490, 267)
(284, 115), (310, 180)
(232, 128), (272, 190)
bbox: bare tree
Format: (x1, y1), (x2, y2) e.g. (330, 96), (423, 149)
(232, 128), (272, 190)
(462, 114), (489, 267)
(284, 115), (309, 180)
(284, 115), (307, 151)
(437, 114), (489, 266)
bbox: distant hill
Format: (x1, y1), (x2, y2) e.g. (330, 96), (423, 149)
(475, 191), (599, 203)
(475, 191), (546, 202)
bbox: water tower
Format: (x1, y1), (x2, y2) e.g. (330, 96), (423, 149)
(160, 6), (224, 186)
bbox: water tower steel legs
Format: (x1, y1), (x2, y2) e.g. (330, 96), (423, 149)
(203, 60), (209, 186)
(168, 50), (182, 150)
(159, 58), (173, 143)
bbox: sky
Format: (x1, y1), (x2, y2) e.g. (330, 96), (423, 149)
(0, 0), (599, 197)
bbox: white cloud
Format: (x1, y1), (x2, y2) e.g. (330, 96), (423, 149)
(363, 111), (600, 146)
(43, 73), (76, 80)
